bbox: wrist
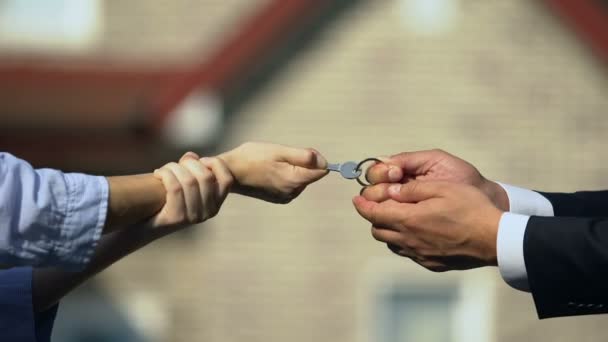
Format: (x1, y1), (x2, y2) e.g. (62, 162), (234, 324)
(480, 179), (509, 212)
(217, 149), (243, 193)
(480, 208), (503, 267)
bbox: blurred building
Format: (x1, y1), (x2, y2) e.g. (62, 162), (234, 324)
(1, 0), (608, 341)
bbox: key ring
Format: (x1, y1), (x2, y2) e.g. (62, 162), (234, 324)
(355, 157), (382, 186)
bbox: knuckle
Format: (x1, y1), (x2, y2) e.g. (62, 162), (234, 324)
(403, 239), (419, 252)
(416, 248), (433, 258)
(183, 175), (198, 187)
(386, 243), (401, 255)
(368, 206), (379, 224)
(173, 211), (186, 224)
(282, 180), (301, 194)
(201, 170), (216, 183)
(167, 183), (183, 195)
(206, 156), (220, 165)
(407, 181), (419, 195)
(224, 172), (235, 187)
(187, 214), (198, 224)
(399, 214), (414, 228)
(371, 228), (383, 242)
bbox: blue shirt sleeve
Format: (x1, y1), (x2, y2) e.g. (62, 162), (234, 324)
(0, 267), (58, 342)
(0, 153), (108, 270)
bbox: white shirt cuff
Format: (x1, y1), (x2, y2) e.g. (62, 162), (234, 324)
(497, 212), (531, 292)
(496, 182), (554, 216)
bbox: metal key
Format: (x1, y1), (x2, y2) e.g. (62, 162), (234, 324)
(327, 161), (362, 179)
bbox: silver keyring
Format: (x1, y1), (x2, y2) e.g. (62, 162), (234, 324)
(355, 157), (382, 186)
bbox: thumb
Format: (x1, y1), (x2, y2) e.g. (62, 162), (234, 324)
(387, 181), (445, 203)
(281, 146), (328, 170)
(293, 167), (329, 185)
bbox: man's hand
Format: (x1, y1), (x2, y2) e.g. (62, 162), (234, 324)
(366, 149), (509, 211)
(218, 142), (328, 204)
(353, 181), (503, 272)
(147, 152), (233, 230)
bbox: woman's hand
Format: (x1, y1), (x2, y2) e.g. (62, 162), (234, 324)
(148, 152), (233, 230)
(218, 142), (328, 204)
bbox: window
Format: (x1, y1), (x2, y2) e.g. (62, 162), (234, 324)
(374, 287), (456, 342)
(358, 257), (495, 342)
(0, 0), (102, 52)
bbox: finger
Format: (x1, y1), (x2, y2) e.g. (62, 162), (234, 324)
(387, 243), (416, 258)
(200, 167), (219, 217)
(387, 181), (447, 203)
(292, 167), (329, 186)
(279, 145), (328, 169)
(165, 162), (202, 222)
(187, 162), (218, 218)
(180, 158), (217, 217)
(371, 226), (402, 244)
(155, 166), (186, 219)
(352, 196), (413, 227)
(387, 150), (445, 175)
(366, 162), (404, 185)
(415, 259), (449, 272)
(360, 183), (391, 202)
(199, 157), (233, 203)
(180, 151), (200, 162)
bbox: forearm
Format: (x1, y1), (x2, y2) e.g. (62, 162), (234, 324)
(525, 216), (608, 318)
(537, 190), (608, 217)
(104, 173), (166, 233)
(32, 224), (176, 313)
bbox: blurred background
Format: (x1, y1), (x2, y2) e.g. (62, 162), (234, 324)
(1, 0), (608, 341)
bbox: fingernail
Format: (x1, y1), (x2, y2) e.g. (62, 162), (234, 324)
(199, 157), (210, 162)
(388, 184), (401, 196)
(183, 152), (198, 160)
(153, 169), (159, 174)
(388, 167), (401, 182)
(311, 149), (328, 169)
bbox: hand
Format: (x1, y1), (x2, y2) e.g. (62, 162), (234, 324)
(365, 149), (509, 211)
(147, 152), (233, 230)
(218, 142), (328, 204)
(353, 181), (503, 272)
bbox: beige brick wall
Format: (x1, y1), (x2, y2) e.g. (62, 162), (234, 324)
(84, 0), (608, 341)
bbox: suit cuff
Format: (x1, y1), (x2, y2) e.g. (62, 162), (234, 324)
(496, 182), (554, 216)
(497, 212), (531, 292)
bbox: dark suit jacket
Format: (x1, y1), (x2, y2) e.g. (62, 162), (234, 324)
(524, 191), (608, 319)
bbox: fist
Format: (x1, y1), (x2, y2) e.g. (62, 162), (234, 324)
(219, 142), (328, 204)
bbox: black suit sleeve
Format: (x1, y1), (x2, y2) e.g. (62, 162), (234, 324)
(537, 190), (608, 217)
(524, 216), (608, 319)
